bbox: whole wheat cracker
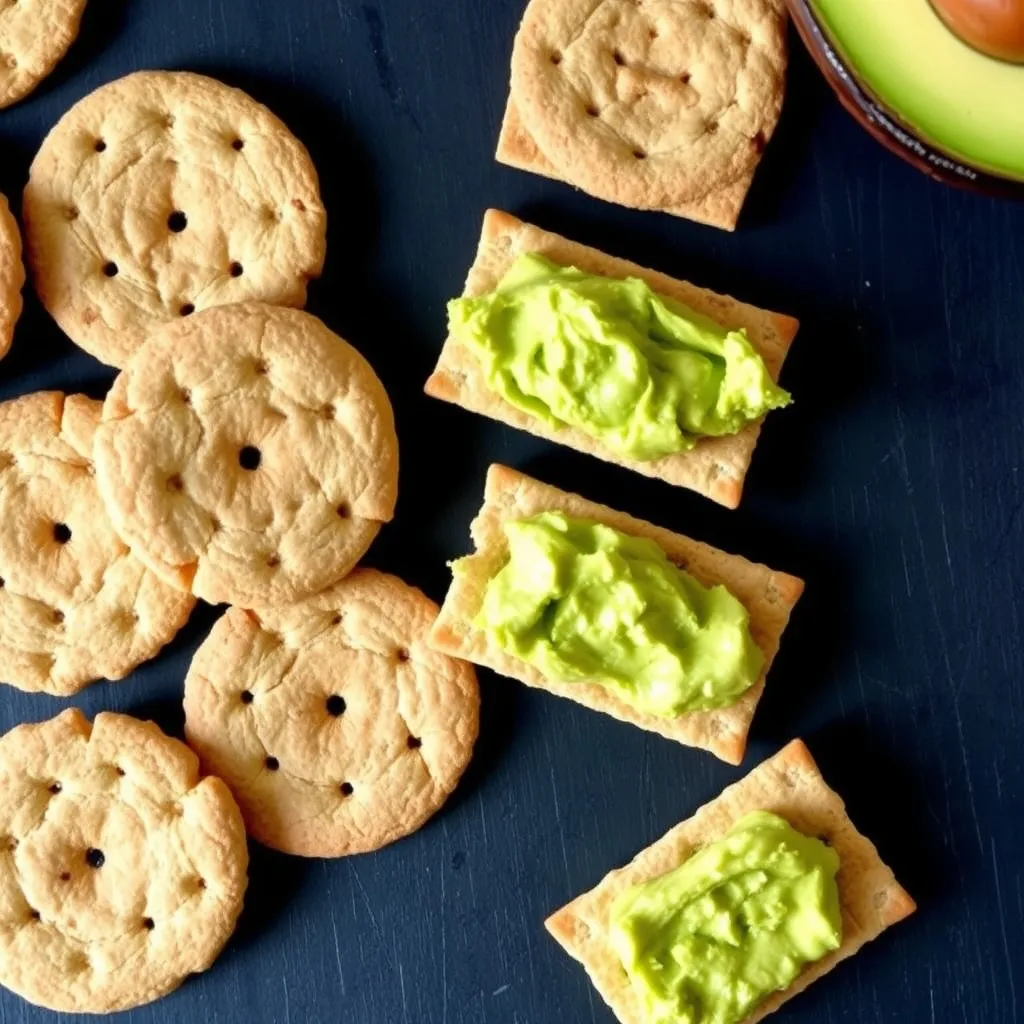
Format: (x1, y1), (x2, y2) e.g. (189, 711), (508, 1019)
(428, 465), (803, 764)
(424, 210), (799, 508)
(184, 569), (480, 857)
(93, 303), (399, 609)
(0, 391), (195, 696)
(0, 193), (25, 360)
(545, 738), (916, 1024)
(0, 0), (87, 110)
(0, 709), (248, 1013)
(23, 70), (327, 367)
(500, 0), (787, 229)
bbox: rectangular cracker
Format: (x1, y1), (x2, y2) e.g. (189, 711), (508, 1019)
(428, 464), (803, 764)
(423, 210), (799, 509)
(496, 98), (753, 231)
(545, 738), (916, 1024)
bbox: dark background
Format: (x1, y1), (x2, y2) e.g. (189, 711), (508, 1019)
(1, 1), (1022, 1022)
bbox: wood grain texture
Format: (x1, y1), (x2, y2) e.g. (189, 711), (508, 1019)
(0, 0), (1021, 1022)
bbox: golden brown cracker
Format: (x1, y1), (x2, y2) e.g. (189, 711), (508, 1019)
(428, 465), (802, 764)
(0, 193), (24, 359)
(0, 709), (248, 1013)
(425, 210), (799, 508)
(23, 70), (327, 367)
(184, 569), (480, 857)
(0, 391), (195, 696)
(93, 303), (398, 609)
(0, 0), (87, 110)
(501, 0), (787, 227)
(545, 738), (916, 1024)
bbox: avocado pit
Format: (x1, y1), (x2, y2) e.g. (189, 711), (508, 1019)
(931, 0), (1024, 62)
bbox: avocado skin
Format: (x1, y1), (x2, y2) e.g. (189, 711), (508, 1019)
(798, 0), (1024, 186)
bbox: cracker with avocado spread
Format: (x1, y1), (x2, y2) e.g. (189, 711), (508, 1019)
(545, 738), (916, 1024)
(496, 0), (788, 229)
(428, 465), (803, 764)
(424, 210), (798, 508)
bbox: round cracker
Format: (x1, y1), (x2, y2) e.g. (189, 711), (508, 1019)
(510, 0), (787, 208)
(0, 709), (248, 1013)
(0, 193), (25, 360)
(93, 304), (399, 609)
(183, 569), (480, 857)
(0, 392), (195, 696)
(0, 0), (87, 110)
(23, 70), (327, 367)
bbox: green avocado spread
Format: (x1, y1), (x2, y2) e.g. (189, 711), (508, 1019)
(609, 811), (843, 1024)
(447, 253), (791, 461)
(471, 512), (764, 716)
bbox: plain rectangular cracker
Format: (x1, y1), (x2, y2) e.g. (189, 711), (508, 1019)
(424, 210), (799, 509)
(545, 738), (917, 1024)
(495, 98), (752, 231)
(428, 464), (803, 764)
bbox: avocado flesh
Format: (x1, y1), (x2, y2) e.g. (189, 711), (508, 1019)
(811, 0), (1024, 180)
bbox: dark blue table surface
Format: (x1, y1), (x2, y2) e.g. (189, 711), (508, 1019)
(1, 2), (1022, 1022)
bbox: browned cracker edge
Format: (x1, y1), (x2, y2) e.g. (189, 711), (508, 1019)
(494, 98), (751, 231)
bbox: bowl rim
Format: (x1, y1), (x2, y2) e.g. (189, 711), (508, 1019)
(786, 0), (1024, 198)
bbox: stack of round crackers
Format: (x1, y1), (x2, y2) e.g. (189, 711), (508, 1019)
(0, 67), (479, 1014)
(2, 68), (342, 693)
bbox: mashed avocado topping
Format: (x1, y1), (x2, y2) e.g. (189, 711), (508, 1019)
(609, 811), (843, 1024)
(471, 512), (764, 716)
(447, 253), (791, 461)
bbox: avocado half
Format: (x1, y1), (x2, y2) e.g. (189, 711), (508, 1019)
(789, 0), (1024, 193)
